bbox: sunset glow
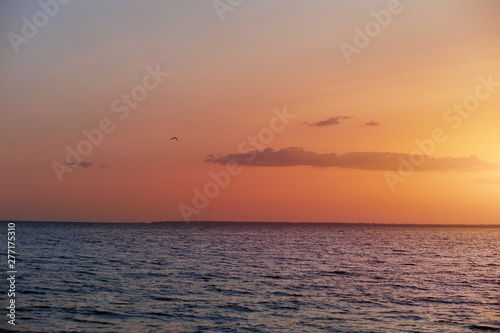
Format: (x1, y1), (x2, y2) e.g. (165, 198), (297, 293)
(1, 0), (500, 223)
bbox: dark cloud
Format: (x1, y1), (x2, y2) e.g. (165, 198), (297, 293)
(78, 161), (92, 168)
(97, 164), (110, 168)
(67, 161), (93, 168)
(364, 121), (380, 126)
(307, 116), (354, 127)
(476, 176), (500, 185)
(205, 147), (499, 172)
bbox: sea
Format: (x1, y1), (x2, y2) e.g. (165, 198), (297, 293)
(1, 221), (499, 333)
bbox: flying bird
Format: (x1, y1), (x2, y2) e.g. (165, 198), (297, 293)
(170, 137), (178, 141)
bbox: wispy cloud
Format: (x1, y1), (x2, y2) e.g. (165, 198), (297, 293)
(364, 121), (380, 126)
(79, 161), (92, 168)
(67, 161), (93, 168)
(476, 176), (500, 185)
(304, 116), (354, 127)
(206, 147), (499, 172)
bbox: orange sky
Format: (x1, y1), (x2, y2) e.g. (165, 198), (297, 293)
(1, 0), (499, 223)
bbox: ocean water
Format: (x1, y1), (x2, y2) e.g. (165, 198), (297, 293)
(1, 222), (499, 333)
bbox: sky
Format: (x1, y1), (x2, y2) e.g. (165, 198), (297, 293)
(1, 0), (500, 223)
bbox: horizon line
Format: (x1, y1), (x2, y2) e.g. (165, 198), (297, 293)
(1, 220), (500, 228)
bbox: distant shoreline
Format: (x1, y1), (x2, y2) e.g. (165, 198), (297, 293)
(1, 220), (499, 228)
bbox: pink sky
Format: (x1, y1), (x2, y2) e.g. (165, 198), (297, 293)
(1, 0), (500, 223)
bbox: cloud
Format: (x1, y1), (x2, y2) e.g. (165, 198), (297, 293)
(476, 176), (500, 185)
(64, 161), (111, 169)
(306, 116), (354, 127)
(205, 147), (499, 172)
(78, 161), (92, 168)
(364, 121), (380, 126)
(67, 161), (93, 168)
